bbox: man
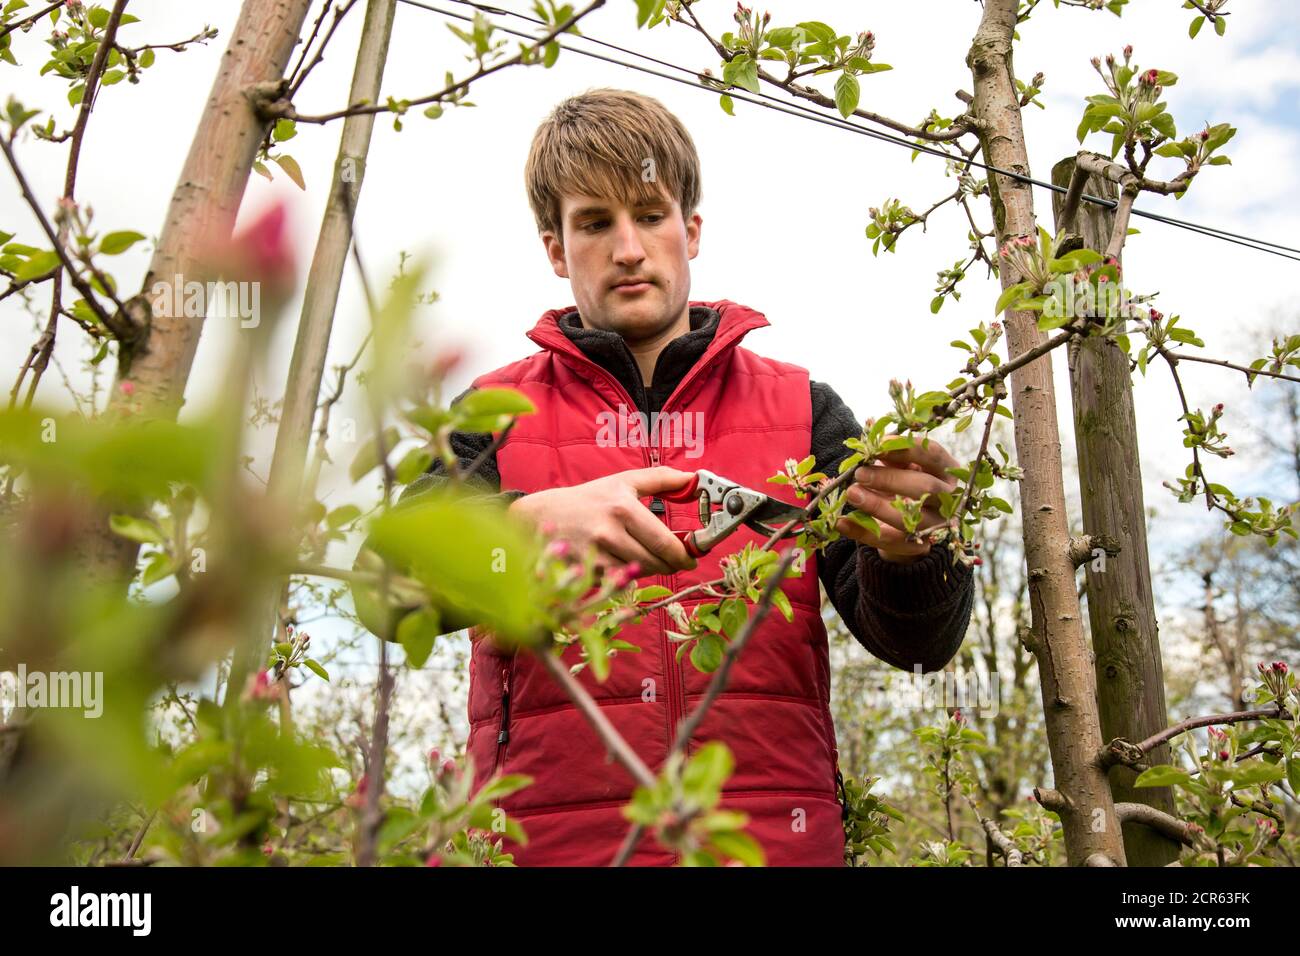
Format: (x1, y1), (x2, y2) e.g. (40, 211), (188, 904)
(375, 88), (975, 865)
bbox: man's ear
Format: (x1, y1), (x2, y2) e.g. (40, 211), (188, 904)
(686, 212), (703, 260)
(541, 229), (569, 279)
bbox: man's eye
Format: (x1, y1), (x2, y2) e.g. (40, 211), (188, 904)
(583, 221), (608, 232)
(642, 214), (664, 223)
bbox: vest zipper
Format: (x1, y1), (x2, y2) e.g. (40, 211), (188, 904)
(492, 660), (513, 777)
(646, 443), (687, 767)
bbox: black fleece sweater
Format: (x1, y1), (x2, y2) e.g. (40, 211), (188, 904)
(399, 305), (975, 672)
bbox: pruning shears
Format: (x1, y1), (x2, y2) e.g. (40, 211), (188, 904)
(659, 469), (809, 558)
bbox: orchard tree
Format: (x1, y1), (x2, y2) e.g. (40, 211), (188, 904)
(1, 0), (1296, 868)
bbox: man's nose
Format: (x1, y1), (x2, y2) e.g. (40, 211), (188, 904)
(611, 214), (646, 265)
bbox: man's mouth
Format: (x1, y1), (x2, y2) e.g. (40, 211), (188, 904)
(611, 278), (654, 294)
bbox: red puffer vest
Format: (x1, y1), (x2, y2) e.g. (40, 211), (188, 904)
(464, 300), (846, 866)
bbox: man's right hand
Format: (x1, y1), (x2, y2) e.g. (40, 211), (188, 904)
(508, 466), (699, 576)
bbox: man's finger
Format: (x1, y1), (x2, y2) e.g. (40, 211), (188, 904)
(624, 506), (698, 572)
(878, 435), (962, 480)
(835, 514), (930, 555)
(853, 463), (953, 501)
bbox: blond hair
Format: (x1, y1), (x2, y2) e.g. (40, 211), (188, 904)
(524, 88), (702, 238)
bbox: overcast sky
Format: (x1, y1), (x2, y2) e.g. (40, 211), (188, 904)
(4, 0), (1299, 651)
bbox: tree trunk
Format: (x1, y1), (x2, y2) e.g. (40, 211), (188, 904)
(230, 0), (399, 703)
(1051, 157), (1179, 866)
(75, 0), (314, 588)
(966, 0), (1127, 865)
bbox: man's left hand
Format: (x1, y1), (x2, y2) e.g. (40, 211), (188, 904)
(833, 437), (962, 564)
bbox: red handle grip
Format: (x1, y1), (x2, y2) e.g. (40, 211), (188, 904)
(660, 472), (700, 503)
(672, 528), (707, 558)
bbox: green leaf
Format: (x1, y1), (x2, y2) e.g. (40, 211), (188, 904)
(719, 93), (734, 116)
(396, 607), (442, 668)
(1189, 14), (1204, 37)
(88, 6), (109, 29)
(1214, 15), (1225, 36)
(455, 387), (536, 432)
(395, 446), (434, 485)
(834, 72), (860, 118)
(1133, 765), (1191, 788)
(993, 281), (1032, 315)
(634, 0), (664, 28)
(141, 552), (177, 586)
(719, 597), (749, 639)
(272, 118), (297, 142)
(690, 633), (724, 673)
(930, 295), (944, 314)
(722, 54), (759, 94)
(109, 513), (164, 545)
(13, 249), (60, 282)
(770, 588), (793, 623)
(1227, 762), (1285, 787)
(709, 829), (764, 867)
(98, 230), (145, 255)
(367, 491), (543, 643)
(348, 426), (401, 482)
(326, 504), (362, 529)
(682, 740), (732, 795)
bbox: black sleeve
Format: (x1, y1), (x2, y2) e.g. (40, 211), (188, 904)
(395, 385), (528, 507)
(810, 379), (975, 673)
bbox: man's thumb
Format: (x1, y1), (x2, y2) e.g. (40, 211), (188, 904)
(628, 466), (696, 497)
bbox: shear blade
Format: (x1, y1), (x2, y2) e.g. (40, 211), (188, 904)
(746, 496), (807, 528)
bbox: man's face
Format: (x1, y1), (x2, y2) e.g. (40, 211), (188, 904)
(541, 189), (702, 343)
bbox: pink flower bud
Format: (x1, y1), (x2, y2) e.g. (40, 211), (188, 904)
(262, 843), (274, 856)
(1199, 130), (1209, 141)
(611, 561), (643, 589)
(345, 773), (369, 809)
(1123, 44), (1132, 59)
(425, 852), (443, 866)
(441, 759), (457, 778)
(953, 708), (965, 724)
(119, 380), (135, 397)
(544, 539), (572, 560)
(1218, 750), (1230, 761)
(1090, 56), (1101, 69)
(1212, 403), (1224, 415)
(1273, 661), (1288, 674)
(195, 197), (298, 308)
(429, 347), (465, 380)
(428, 747), (441, 766)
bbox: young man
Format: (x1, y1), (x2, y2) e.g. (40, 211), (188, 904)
(389, 89), (974, 865)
